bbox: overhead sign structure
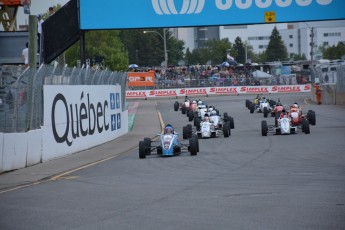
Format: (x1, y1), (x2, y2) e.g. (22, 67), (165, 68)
(79, 0), (345, 30)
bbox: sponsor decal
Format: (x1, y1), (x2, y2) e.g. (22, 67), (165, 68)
(180, 88), (207, 95)
(304, 84), (311, 91)
(149, 90), (177, 96)
(153, 0), (333, 15)
(271, 86), (302, 92)
(126, 91), (147, 98)
(240, 86), (269, 93)
(51, 91), (121, 146)
(152, 0), (205, 15)
(128, 72), (155, 87)
(209, 87), (238, 94)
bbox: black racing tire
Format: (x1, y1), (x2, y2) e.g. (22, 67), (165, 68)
(144, 137), (151, 155)
(307, 110), (316, 125)
(182, 126), (188, 140)
(263, 107), (268, 118)
(195, 117), (201, 131)
(192, 134), (199, 152)
(188, 110), (194, 121)
(139, 141), (146, 159)
(181, 106), (186, 114)
(230, 117), (235, 129)
(302, 119), (310, 134)
(250, 104), (255, 113)
(223, 122), (230, 137)
(174, 101), (179, 111)
(261, 120), (268, 136)
(189, 137), (198, 156)
(223, 112), (229, 122)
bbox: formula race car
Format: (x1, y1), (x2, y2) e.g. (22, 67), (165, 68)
(261, 112), (310, 136)
(138, 132), (199, 159)
(183, 117), (231, 139)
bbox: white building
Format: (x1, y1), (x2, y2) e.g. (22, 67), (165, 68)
(176, 20), (345, 61)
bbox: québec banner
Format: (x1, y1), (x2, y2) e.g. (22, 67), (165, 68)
(79, 0), (345, 30)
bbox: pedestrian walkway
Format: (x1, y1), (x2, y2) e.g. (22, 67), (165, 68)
(0, 100), (161, 193)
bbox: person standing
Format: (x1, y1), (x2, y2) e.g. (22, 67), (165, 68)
(22, 42), (29, 68)
(49, 7), (55, 16)
(314, 83), (322, 105)
(37, 14), (44, 53)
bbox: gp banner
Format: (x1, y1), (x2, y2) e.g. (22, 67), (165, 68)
(80, 0), (345, 30)
(128, 72), (155, 87)
(126, 85), (311, 99)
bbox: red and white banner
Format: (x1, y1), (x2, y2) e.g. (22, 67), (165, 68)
(126, 85), (311, 99)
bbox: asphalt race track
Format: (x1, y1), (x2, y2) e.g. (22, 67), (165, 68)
(1, 93), (345, 230)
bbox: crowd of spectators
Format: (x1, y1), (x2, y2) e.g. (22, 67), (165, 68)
(128, 64), (310, 89)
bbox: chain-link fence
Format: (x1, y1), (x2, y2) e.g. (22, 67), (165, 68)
(0, 65), (127, 133)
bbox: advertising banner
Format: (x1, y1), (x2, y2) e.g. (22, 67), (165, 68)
(43, 85), (128, 161)
(126, 84), (311, 99)
(128, 72), (155, 87)
(80, 0), (345, 30)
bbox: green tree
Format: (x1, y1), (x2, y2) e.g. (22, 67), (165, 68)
(322, 42), (345, 60)
(266, 26), (288, 62)
(120, 29), (184, 67)
(65, 30), (128, 71)
(233, 37), (246, 63)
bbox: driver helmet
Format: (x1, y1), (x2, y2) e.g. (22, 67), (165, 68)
(192, 100), (197, 104)
(164, 124), (174, 134)
(293, 103), (298, 108)
(204, 116), (210, 122)
(208, 107), (214, 112)
(198, 101), (203, 105)
(211, 110), (217, 116)
(277, 102), (282, 106)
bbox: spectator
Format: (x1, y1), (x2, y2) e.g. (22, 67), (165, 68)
(49, 7), (55, 16)
(22, 42), (29, 68)
(37, 14), (44, 53)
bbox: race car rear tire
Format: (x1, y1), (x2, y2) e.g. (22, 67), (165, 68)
(183, 126), (188, 139)
(192, 134), (199, 152)
(302, 119), (310, 134)
(250, 104), (255, 113)
(144, 137), (151, 155)
(195, 117), (201, 131)
(223, 122), (230, 137)
(230, 117), (235, 129)
(188, 110), (194, 121)
(139, 141), (146, 159)
(261, 120), (268, 136)
(181, 106), (186, 114)
(307, 110), (316, 125)
(263, 107), (268, 118)
(174, 101), (179, 111)
(189, 137), (198, 156)
(223, 112), (229, 122)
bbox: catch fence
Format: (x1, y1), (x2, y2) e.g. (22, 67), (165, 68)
(0, 65), (127, 133)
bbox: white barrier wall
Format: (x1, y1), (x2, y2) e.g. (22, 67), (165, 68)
(126, 84), (312, 99)
(0, 85), (129, 173)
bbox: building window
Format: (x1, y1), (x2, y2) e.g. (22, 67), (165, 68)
(323, 42), (329, 46)
(289, 35), (293, 39)
(289, 43), (293, 47)
(324, 32), (341, 37)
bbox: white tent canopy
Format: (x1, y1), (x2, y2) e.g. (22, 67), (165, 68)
(252, 70), (273, 78)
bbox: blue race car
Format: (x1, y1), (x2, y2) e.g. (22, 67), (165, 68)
(138, 126), (198, 159)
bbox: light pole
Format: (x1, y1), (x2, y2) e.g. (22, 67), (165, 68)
(302, 22), (315, 65)
(144, 28), (168, 68)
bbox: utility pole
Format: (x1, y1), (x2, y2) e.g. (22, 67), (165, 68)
(310, 27), (314, 65)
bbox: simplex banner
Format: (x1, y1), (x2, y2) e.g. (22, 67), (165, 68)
(125, 84), (311, 99)
(80, 0), (345, 30)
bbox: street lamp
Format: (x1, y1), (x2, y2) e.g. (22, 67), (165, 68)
(144, 28), (168, 68)
(302, 22), (315, 65)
